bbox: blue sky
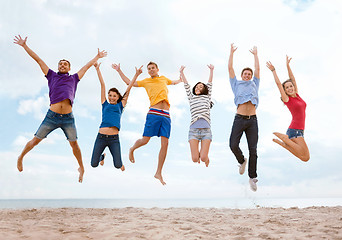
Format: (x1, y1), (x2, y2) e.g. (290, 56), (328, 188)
(1, 0), (342, 200)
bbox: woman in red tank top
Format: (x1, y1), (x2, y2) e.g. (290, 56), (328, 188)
(266, 56), (310, 162)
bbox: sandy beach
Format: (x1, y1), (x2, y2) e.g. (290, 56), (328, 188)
(0, 206), (341, 239)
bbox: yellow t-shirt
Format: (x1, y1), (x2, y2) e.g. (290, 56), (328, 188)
(137, 76), (172, 107)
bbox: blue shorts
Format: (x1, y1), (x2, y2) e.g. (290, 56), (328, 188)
(286, 128), (304, 139)
(35, 109), (77, 141)
(143, 108), (171, 139)
(188, 128), (212, 141)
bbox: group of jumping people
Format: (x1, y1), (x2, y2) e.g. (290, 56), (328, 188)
(14, 35), (310, 192)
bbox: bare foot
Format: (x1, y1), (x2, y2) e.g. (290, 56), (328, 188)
(205, 158), (210, 167)
(78, 167), (84, 183)
(273, 132), (289, 141)
(121, 165), (125, 171)
(100, 153), (106, 166)
(154, 173), (166, 185)
(129, 148), (135, 163)
(273, 138), (286, 147)
(17, 156), (23, 172)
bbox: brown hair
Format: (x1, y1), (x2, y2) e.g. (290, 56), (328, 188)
(59, 59), (71, 68)
(108, 88), (123, 103)
(241, 67), (253, 76)
(147, 61), (158, 69)
(282, 79), (294, 95)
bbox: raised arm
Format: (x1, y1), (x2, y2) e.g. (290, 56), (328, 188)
(228, 43), (237, 79)
(286, 55), (298, 93)
(13, 35), (49, 75)
(207, 64), (214, 83)
(250, 46), (260, 79)
(112, 63), (139, 87)
(266, 61), (289, 102)
(179, 65), (188, 84)
(121, 65), (143, 106)
(94, 62), (106, 104)
(77, 48), (107, 80)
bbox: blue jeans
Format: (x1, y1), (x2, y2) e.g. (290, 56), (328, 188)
(35, 109), (77, 141)
(91, 133), (122, 168)
(229, 114), (258, 178)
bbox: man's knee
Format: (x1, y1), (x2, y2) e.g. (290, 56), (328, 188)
(69, 140), (79, 149)
(229, 141), (239, 152)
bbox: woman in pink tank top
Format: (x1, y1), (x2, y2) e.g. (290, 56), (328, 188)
(266, 56), (310, 162)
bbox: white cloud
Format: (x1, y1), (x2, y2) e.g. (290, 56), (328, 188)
(17, 94), (49, 119)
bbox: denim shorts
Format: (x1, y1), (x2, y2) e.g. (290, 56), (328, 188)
(35, 109), (77, 141)
(188, 128), (212, 141)
(143, 109), (171, 139)
(286, 128), (304, 139)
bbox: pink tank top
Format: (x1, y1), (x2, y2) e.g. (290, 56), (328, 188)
(284, 94), (306, 130)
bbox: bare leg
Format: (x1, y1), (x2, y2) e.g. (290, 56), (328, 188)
(17, 137), (42, 172)
(189, 139), (200, 163)
(200, 139), (211, 167)
(69, 141), (85, 183)
(154, 136), (168, 185)
(273, 132), (310, 162)
(129, 136), (150, 163)
(120, 165), (125, 171)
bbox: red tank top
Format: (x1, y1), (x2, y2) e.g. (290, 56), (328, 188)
(284, 94), (306, 130)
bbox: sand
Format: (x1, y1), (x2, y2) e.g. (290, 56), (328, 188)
(0, 206), (341, 239)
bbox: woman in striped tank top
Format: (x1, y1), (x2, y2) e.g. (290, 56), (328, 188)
(266, 56), (310, 162)
(179, 64), (214, 167)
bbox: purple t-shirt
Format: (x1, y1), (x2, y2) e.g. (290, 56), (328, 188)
(46, 69), (80, 105)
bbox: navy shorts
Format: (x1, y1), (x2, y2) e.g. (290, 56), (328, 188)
(143, 108), (171, 138)
(286, 128), (304, 139)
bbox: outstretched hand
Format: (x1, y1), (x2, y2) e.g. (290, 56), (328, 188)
(207, 64), (214, 70)
(97, 48), (107, 59)
(230, 43), (238, 54)
(112, 63), (120, 71)
(286, 55), (292, 65)
(266, 61), (275, 71)
(249, 46), (258, 55)
(14, 35), (27, 47)
(135, 65), (143, 75)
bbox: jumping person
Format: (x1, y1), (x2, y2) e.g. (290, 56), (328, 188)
(14, 35), (107, 183)
(266, 56), (310, 162)
(90, 62), (142, 170)
(112, 62), (182, 185)
(228, 43), (260, 192)
(179, 65), (214, 167)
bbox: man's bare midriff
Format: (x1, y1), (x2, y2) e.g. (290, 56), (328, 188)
(49, 99), (73, 114)
(236, 101), (256, 116)
(99, 127), (119, 135)
(151, 100), (169, 110)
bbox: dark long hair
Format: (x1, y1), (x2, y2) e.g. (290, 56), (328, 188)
(192, 82), (214, 108)
(192, 82), (208, 95)
(108, 88), (124, 103)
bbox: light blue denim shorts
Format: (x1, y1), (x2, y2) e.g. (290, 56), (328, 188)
(35, 109), (77, 141)
(188, 128), (212, 141)
(286, 128), (304, 139)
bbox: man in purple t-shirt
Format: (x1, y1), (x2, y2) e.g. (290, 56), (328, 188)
(14, 35), (107, 183)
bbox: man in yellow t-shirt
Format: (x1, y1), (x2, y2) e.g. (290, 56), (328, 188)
(113, 62), (181, 185)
